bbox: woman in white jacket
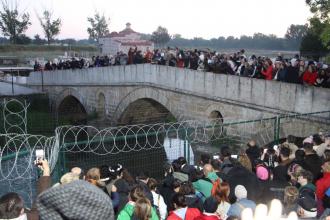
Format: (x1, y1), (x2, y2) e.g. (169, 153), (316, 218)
(147, 178), (167, 220)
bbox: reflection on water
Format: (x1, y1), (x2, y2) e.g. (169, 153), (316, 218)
(163, 137), (194, 165)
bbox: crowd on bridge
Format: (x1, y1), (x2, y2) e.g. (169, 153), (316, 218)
(1, 131), (330, 220)
(33, 47), (330, 89)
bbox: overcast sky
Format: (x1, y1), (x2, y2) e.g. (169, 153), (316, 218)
(19, 0), (312, 40)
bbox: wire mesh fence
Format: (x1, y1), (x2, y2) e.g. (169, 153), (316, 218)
(0, 98), (329, 208)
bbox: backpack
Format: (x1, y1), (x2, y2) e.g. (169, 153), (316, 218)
(299, 187), (316, 200)
(201, 177), (222, 197)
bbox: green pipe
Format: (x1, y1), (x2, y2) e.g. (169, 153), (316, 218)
(1, 150), (30, 161)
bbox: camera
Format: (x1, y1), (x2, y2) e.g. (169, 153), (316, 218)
(231, 155), (238, 159)
(35, 149), (44, 166)
(213, 155), (219, 160)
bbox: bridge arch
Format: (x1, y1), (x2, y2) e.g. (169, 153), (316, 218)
(56, 88), (88, 125)
(205, 104), (226, 122)
(113, 88), (178, 125)
(209, 110), (224, 123)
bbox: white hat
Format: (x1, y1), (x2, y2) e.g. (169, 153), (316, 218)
(235, 185), (247, 200)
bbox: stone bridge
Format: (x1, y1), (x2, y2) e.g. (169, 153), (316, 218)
(25, 64), (330, 126)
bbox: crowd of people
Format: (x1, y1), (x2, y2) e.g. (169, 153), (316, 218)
(33, 47), (330, 88)
(1, 132), (330, 220)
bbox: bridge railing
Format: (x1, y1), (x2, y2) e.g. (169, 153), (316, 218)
(26, 64), (330, 114)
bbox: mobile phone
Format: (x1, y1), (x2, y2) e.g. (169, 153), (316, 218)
(213, 155), (219, 160)
(231, 155), (238, 159)
(36, 149), (44, 165)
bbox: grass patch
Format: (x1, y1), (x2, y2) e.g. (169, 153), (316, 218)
(0, 44), (97, 53)
(0, 44), (98, 61)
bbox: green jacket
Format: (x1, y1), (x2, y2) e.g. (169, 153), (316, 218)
(117, 202), (159, 220)
(192, 172), (220, 200)
(299, 183), (316, 196)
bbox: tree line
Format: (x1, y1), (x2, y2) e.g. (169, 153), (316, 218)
(0, 0), (328, 59)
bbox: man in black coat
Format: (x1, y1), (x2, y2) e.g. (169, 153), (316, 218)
(226, 162), (261, 203)
(302, 143), (323, 181)
(286, 59), (300, 84)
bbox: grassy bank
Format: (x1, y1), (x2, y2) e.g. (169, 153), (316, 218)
(0, 44), (98, 61)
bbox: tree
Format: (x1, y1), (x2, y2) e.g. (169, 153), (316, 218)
(151, 26), (171, 48)
(300, 31), (328, 60)
(306, 0), (330, 49)
(321, 24), (330, 48)
(0, 1), (31, 44)
(285, 24), (308, 41)
(33, 34), (46, 45)
(16, 34), (31, 44)
(306, 0), (330, 20)
(87, 12), (109, 42)
(38, 10), (61, 45)
(285, 24), (308, 49)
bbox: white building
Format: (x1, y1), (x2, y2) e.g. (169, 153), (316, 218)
(98, 23), (154, 55)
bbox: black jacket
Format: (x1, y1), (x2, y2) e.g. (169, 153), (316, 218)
(303, 153), (323, 181)
(226, 166), (261, 203)
(159, 175), (175, 211)
(286, 66), (300, 84)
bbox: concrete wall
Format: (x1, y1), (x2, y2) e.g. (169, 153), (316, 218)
(27, 64), (330, 114)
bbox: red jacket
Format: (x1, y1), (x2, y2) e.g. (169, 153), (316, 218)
(316, 172), (330, 200)
(261, 66), (273, 80)
(302, 70), (318, 85)
(194, 213), (221, 220)
(167, 208), (201, 220)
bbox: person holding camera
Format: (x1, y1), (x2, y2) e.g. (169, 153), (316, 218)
(0, 159), (51, 220)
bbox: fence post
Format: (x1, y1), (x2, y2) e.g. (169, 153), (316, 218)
(273, 116), (280, 144)
(186, 139), (191, 165)
(184, 138), (187, 162)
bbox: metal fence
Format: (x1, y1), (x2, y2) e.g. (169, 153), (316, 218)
(0, 98), (329, 207)
(53, 111), (330, 180)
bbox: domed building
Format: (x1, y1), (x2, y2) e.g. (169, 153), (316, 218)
(98, 23), (154, 55)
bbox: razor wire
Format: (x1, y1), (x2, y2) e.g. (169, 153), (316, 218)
(54, 117), (278, 155)
(0, 99), (59, 207)
(0, 134), (58, 180)
(0, 97), (329, 207)
(2, 98), (29, 134)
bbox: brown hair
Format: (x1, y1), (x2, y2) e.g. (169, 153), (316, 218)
(212, 180), (230, 203)
(147, 178), (158, 191)
(133, 198), (152, 220)
(130, 185), (146, 202)
(179, 181), (195, 195)
(86, 168), (104, 187)
(0, 193), (24, 219)
(284, 186), (299, 205)
(238, 154), (252, 172)
(322, 160), (330, 172)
